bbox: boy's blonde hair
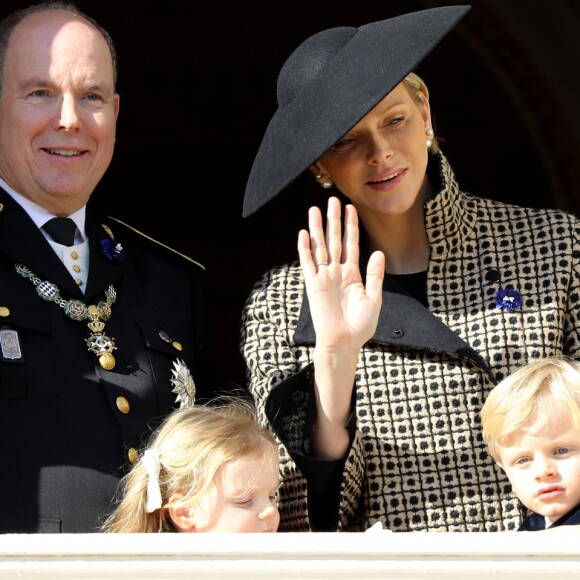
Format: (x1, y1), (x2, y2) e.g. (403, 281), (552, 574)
(101, 398), (278, 532)
(481, 356), (580, 463)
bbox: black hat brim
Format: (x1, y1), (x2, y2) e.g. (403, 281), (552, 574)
(243, 5), (471, 217)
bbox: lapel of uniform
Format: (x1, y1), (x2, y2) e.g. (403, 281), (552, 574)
(294, 275), (493, 378)
(84, 208), (125, 302)
(0, 188), (83, 297)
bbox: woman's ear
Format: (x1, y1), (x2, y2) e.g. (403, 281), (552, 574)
(309, 163), (322, 179)
(167, 493), (197, 532)
(418, 91), (432, 128)
(310, 163), (331, 184)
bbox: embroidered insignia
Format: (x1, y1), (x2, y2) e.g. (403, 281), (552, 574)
(100, 224), (125, 261)
(0, 329), (22, 360)
(100, 238), (125, 261)
(101, 224), (114, 238)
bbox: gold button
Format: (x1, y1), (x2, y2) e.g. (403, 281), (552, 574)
(73, 265), (81, 273)
(128, 448), (139, 464)
(0, 306), (9, 317)
(75, 278), (82, 286)
(172, 341), (183, 351)
(116, 396), (130, 414)
(71, 251), (79, 260)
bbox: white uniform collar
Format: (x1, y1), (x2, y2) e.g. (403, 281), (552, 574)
(0, 176), (87, 243)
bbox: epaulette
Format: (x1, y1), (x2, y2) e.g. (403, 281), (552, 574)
(104, 216), (205, 270)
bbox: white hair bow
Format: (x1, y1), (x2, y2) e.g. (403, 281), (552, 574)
(142, 448), (162, 513)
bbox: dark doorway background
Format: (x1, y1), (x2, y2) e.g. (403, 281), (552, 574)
(2, 0), (579, 388)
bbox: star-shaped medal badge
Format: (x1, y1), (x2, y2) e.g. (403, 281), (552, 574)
(170, 358), (196, 408)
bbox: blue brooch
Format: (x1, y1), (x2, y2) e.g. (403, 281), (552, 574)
(495, 288), (522, 312)
(100, 238), (125, 261)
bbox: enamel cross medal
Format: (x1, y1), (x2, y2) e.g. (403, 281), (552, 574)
(85, 295), (117, 370)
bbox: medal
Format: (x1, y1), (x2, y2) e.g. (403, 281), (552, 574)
(170, 358), (196, 408)
(98, 352), (116, 371)
(15, 264), (118, 369)
(0, 329), (22, 361)
(85, 301), (117, 369)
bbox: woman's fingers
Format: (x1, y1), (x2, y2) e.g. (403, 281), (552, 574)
(299, 197), (371, 277)
(298, 228), (315, 275)
(342, 203), (360, 266)
(309, 204), (329, 267)
(365, 250), (386, 301)
(325, 197), (343, 265)
(297, 195), (385, 352)
(299, 198), (342, 273)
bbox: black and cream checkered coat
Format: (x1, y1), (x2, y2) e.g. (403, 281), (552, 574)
(240, 152), (580, 532)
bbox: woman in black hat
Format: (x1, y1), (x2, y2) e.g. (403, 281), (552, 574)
(240, 6), (580, 533)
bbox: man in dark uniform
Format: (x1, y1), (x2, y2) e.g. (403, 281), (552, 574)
(0, 1), (220, 532)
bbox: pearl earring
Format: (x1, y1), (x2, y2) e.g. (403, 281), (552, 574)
(426, 128), (434, 149)
(315, 171), (333, 189)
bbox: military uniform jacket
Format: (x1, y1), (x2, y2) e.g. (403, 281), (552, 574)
(240, 152), (580, 533)
(0, 188), (216, 532)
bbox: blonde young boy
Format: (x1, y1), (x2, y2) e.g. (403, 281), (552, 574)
(481, 356), (580, 530)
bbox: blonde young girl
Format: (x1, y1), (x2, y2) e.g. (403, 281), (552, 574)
(101, 401), (280, 533)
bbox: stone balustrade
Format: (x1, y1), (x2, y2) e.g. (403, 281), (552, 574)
(1, 529), (579, 579)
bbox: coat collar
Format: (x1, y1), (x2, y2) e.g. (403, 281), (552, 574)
(0, 188), (124, 300)
(295, 276), (493, 377)
(0, 187), (81, 295)
(424, 150), (476, 254)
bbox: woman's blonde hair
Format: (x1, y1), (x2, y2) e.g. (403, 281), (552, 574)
(481, 356), (580, 463)
(101, 398), (278, 532)
(402, 71), (439, 154)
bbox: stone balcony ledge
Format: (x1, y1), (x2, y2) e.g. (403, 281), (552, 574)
(1, 529), (580, 579)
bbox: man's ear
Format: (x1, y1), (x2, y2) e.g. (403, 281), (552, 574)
(167, 493), (197, 532)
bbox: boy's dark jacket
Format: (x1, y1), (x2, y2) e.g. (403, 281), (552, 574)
(519, 503), (580, 531)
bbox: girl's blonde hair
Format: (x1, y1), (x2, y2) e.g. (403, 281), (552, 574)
(481, 356), (580, 463)
(402, 71), (439, 154)
(101, 398), (278, 532)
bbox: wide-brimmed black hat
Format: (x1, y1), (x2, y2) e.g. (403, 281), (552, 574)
(243, 5), (471, 217)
